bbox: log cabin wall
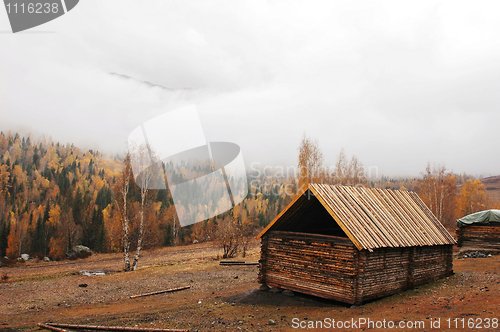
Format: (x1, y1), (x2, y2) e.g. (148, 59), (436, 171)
(259, 230), (358, 304)
(457, 225), (500, 251)
(357, 247), (410, 303)
(412, 245), (453, 286)
(259, 230), (454, 305)
(359, 245), (453, 303)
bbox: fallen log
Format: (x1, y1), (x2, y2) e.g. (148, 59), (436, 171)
(220, 260), (245, 264)
(38, 323), (68, 332)
(44, 323), (188, 332)
(129, 285), (190, 299)
(219, 261), (258, 266)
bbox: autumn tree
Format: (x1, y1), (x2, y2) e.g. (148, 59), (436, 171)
(60, 207), (80, 253)
(216, 217), (240, 259)
(239, 218), (255, 257)
(6, 212), (19, 259)
(457, 179), (489, 218)
(332, 148), (348, 184)
(346, 155), (368, 186)
(45, 203), (71, 260)
(331, 148), (367, 186)
(417, 163), (458, 230)
(297, 133), (325, 190)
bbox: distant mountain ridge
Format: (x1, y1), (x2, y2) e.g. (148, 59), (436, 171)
(109, 72), (194, 92)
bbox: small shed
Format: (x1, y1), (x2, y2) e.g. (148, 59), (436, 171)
(456, 210), (500, 253)
(257, 184), (455, 305)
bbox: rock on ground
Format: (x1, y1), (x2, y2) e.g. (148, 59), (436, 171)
(67, 245), (93, 260)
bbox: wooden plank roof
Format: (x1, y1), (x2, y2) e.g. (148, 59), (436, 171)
(256, 184), (456, 250)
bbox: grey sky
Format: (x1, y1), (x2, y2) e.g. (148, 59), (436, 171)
(1, 1), (500, 177)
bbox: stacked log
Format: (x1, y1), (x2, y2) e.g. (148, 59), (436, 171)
(260, 231), (357, 304)
(359, 248), (410, 302)
(360, 245), (453, 302)
(259, 230), (454, 305)
(457, 225), (500, 251)
(412, 245), (453, 285)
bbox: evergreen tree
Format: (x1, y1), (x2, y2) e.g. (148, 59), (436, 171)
(73, 188), (83, 225)
(0, 220), (10, 257)
(89, 208), (105, 251)
(157, 189), (169, 209)
(96, 221), (106, 253)
(258, 211), (267, 227)
(95, 186), (112, 211)
(163, 223), (174, 246)
(43, 201), (50, 223)
(31, 215), (45, 256)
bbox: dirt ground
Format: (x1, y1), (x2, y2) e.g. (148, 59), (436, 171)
(1, 242), (499, 332)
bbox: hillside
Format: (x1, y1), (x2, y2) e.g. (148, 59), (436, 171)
(481, 175), (500, 202)
(0, 132), (294, 261)
(0, 132), (127, 260)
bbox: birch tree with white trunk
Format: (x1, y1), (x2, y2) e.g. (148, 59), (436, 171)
(130, 143), (161, 271)
(114, 153), (132, 271)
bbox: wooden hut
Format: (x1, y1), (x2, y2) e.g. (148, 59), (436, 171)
(257, 184), (455, 305)
(456, 210), (500, 253)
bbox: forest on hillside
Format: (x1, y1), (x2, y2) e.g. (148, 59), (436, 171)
(0, 131), (498, 261)
(0, 131), (293, 260)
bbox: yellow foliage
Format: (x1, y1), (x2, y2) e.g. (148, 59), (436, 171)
(41, 177), (50, 189)
(95, 179), (105, 191)
(6, 212), (20, 259)
(103, 205), (122, 253)
(9, 144), (22, 163)
(47, 204), (61, 228)
(0, 165), (10, 194)
(48, 236), (66, 261)
(46, 146), (61, 171)
(153, 201), (162, 213)
(457, 179), (489, 218)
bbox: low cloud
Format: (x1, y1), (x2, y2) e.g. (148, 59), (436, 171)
(1, 0), (500, 177)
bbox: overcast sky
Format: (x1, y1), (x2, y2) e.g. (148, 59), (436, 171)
(1, 1), (500, 178)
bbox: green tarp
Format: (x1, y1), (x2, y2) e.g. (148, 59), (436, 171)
(457, 209), (500, 228)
